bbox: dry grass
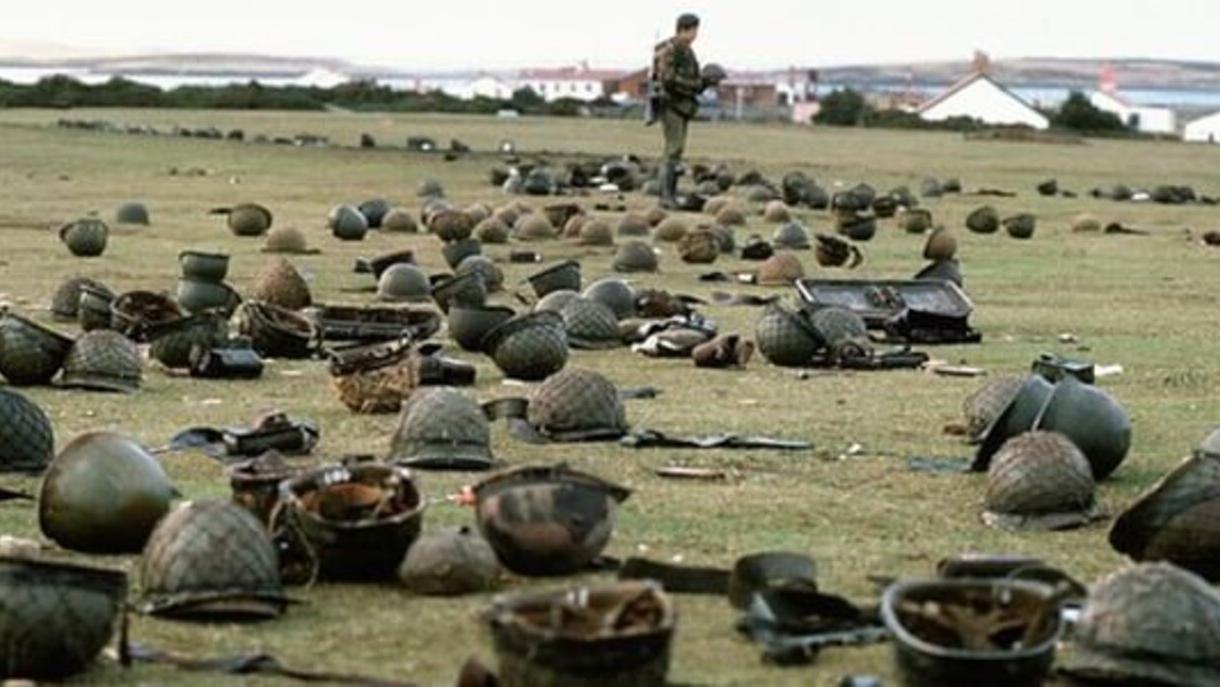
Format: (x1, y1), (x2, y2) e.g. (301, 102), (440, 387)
(2, 108), (1220, 686)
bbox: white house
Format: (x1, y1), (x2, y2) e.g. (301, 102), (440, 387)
(517, 66), (624, 102)
(293, 68), (351, 89)
(1185, 112), (1220, 143)
(918, 72), (1049, 129)
(1089, 90), (1176, 135)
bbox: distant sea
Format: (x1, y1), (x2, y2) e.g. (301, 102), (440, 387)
(826, 81), (1220, 110)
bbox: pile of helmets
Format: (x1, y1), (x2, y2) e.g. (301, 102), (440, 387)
(754, 303), (870, 367)
(177, 250), (240, 316)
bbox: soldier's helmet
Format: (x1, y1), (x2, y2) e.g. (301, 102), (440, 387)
(397, 526), (501, 596)
(984, 431), (1098, 531)
(772, 221), (811, 249)
(757, 252), (805, 285)
(677, 229), (720, 264)
(137, 500), (290, 620)
(702, 63), (728, 85)
(59, 218), (109, 257)
(227, 203), (273, 236)
(61, 330), (142, 393)
(382, 208), (419, 233)
(578, 219), (615, 246)
(377, 264), (431, 303)
(430, 210), (475, 242)
(482, 312), (569, 381)
(456, 255), (504, 293)
(654, 217), (689, 242)
(262, 226), (309, 254)
(0, 388), (54, 473)
(962, 375), (1025, 441)
(0, 311), (75, 385)
(582, 278), (636, 320)
(528, 368), (628, 440)
(51, 277), (109, 321)
(388, 387), (495, 471)
(328, 204), (369, 240)
(474, 216), (510, 243)
(966, 205), (1000, 234)
(1064, 563), (1220, 687)
(560, 298), (621, 350)
(252, 257), (312, 311)
(115, 201), (150, 226)
(755, 303), (821, 367)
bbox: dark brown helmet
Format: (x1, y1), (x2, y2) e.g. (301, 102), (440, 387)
(473, 464), (630, 576)
(527, 368), (627, 440)
(984, 431), (1098, 531)
(923, 227), (958, 261)
(429, 209), (476, 241)
(235, 301), (319, 359)
(677, 229), (720, 264)
(397, 526), (500, 596)
(388, 387), (495, 470)
(1063, 563), (1220, 687)
(110, 290), (186, 342)
(0, 388), (54, 472)
(137, 500), (289, 620)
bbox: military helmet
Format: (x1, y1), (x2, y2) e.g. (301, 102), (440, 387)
(701, 62), (727, 84)
(562, 213), (588, 239)
(814, 233), (862, 268)
(560, 298), (621, 350)
(475, 216), (510, 243)
(486, 581), (674, 687)
(973, 375), (1055, 471)
(1003, 213), (1037, 239)
(51, 277), (107, 322)
(39, 432), (176, 554)
(900, 208), (934, 234)
(755, 304), (821, 367)
(528, 368), (627, 440)
(430, 209), (476, 242)
(654, 217), (689, 242)
(483, 311), (569, 381)
(1109, 450), (1220, 581)
(381, 208), (419, 233)
(528, 260), (582, 299)
(920, 178), (943, 198)
(377, 264), (431, 303)
(966, 205), (1000, 234)
(1037, 179), (1058, 196)
(456, 255), (504, 293)
(60, 330), (141, 393)
(464, 202), (493, 224)
(1071, 213), (1102, 233)
(235, 301), (319, 360)
(110, 290), (187, 342)
(962, 375), (1024, 441)
(448, 305), (515, 352)
(0, 552), (127, 680)
(763, 201), (792, 224)
(810, 306), (868, 351)
(389, 387), (495, 470)
(677, 229), (720, 264)
(357, 198), (390, 228)
(328, 204), (369, 241)
(226, 203), (273, 236)
(175, 278), (241, 317)
(645, 206), (668, 227)
(432, 272), (487, 314)
(715, 205), (747, 227)
(0, 310), (75, 385)
(523, 168), (556, 195)
(613, 240), (659, 273)
(984, 431), (1098, 531)
(148, 313), (228, 370)
(583, 279), (636, 320)
(252, 257), (312, 311)
(138, 500), (289, 619)
(578, 218), (614, 246)
(473, 464), (631, 576)
(115, 201), (150, 225)
(704, 196), (731, 216)
(262, 227), (309, 254)
(534, 289), (580, 315)
(757, 252), (805, 285)
(616, 213), (651, 237)
(417, 179), (444, 197)
(837, 213), (877, 242)
(59, 218), (109, 257)
(1063, 563), (1220, 687)
(748, 185), (780, 204)
(772, 221), (811, 249)
(398, 526), (500, 596)
(915, 259), (963, 288)
(77, 284), (115, 332)
(1033, 376), (1132, 480)
(442, 237), (483, 269)
(515, 214), (557, 241)
(0, 388), (54, 472)
(923, 227), (958, 261)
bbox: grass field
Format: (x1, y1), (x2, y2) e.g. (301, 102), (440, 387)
(2, 108), (1220, 686)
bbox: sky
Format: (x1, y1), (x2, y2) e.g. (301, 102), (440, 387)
(3, 0), (1219, 70)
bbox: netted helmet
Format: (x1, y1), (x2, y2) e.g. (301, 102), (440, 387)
(675, 229), (719, 264)
(61, 330), (142, 393)
(377, 264), (431, 303)
(582, 279), (636, 320)
(613, 240), (659, 273)
(962, 376), (1024, 441)
(534, 290), (580, 315)
(388, 387), (495, 470)
(984, 431), (1098, 531)
(448, 305), (515, 352)
(560, 298), (621, 350)
(0, 311), (75, 385)
(226, 203), (273, 236)
(810, 306), (868, 352)
(528, 368), (627, 440)
(515, 214), (557, 241)
(398, 526), (500, 596)
(456, 255), (504, 293)
(59, 218), (109, 257)
(1003, 213), (1037, 239)
(528, 260), (582, 299)
(137, 500), (289, 619)
(52, 277), (109, 322)
(755, 304), (821, 367)
(252, 257), (312, 311)
(966, 205), (1000, 234)
(0, 388), (54, 472)
(474, 217), (510, 243)
(148, 313), (228, 370)
(483, 312), (569, 381)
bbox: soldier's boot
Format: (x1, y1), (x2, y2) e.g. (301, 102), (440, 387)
(659, 161), (679, 209)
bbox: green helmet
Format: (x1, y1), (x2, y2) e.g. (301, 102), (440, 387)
(0, 310), (75, 385)
(0, 553), (127, 680)
(1063, 563), (1220, 687)
(1033, 376), (1131, 480)
(148, 313), (229, 370)
(984, 431), (1097, 531)
(59, 219), (109, 257)
(225, 203), (273, 237)
(473, 464), (630, 576)
(381, 208), (419, 233)
(973, 375), (1055, 471)
(115, 201), (150, 225)
(613, 240), (659, 273)
(388, 387), (495, 470)
(560, 298), (621, 350)
(252, 257), (312, 311)
(448, 304), (515, 352)
(431, 272), (487, 314)
(377, 264), (431, 303)
(483, 311), (569, 381)
(1110, 450), (1220, 581)
(582, 279), (636, 319)
(486, 581), (675, 687)
(0, 388), (54, 472)
(138, 500), (289, 620)
(178, 250), (230, 281)
(77, 284), (115, 332)
(430, 209), (475, 242)
(456, 255), (504, 293)
(528, 260), (582, 299)
(966, 205), (1000, 234)
(398, 526), (500, 596)
(810, 306), (869, 355)
(1003, 213), (1037, 239)
(441, 237), (483, 270)
(328, 204), (369, 241)
(61, 330), (142, 393)
(755, 304), (820, 367)
(39, 432), (176, 554)
(962, 375), (1024, 441)
(51, 277), (107, 321)
(528, 368), (628, 440)
(176, 278), (241, 317)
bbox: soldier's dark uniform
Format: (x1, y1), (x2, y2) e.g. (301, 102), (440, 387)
(653, 36), (705, 207)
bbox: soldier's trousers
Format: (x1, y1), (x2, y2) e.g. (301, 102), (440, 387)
(661, 108), (689, 163)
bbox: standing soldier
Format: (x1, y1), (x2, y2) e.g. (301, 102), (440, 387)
(651, 13), (724, 209)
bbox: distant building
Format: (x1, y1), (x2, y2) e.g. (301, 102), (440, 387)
(918, 52), (1049, 129)
(1185, 111), (1220, 143)
(518, 65), (625, 102)
(293, 68), (351, 89)
(1089, 65), (1176, 135)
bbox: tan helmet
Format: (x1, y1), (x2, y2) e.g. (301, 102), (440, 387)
(757, 252), (805, 285)
(616, 213), (651, 237)
(251, 257), (312, 311)
(381, 208), (419, 232)
(397, 526), (500, 596)
(962, 376), (1025, 441)
(613, 240), (659, 273)
(984, 431), (1097, 531)
(923, 227), (958, 261)
(261, 226), (310, 254)
(578, 218), (614, 246)
(474, 216), (511, 243)
(763, 200), (791, 223)
(515, 214), (557, 241)
(654, 217), (689, 242)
